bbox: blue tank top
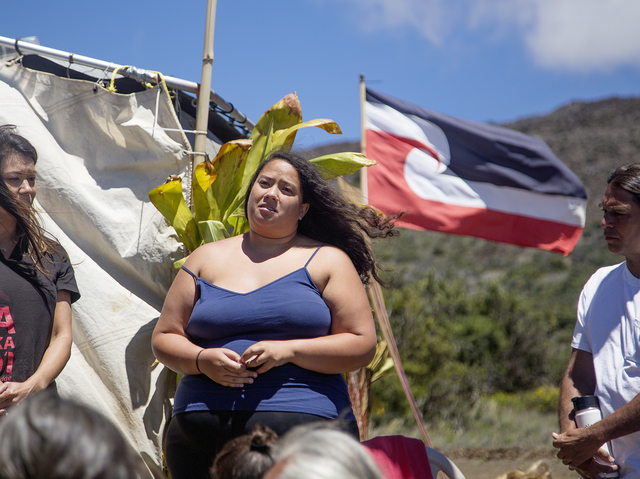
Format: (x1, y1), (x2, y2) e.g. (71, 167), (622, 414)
(173, 246), (355, 421)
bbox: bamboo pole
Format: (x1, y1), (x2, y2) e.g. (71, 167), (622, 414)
(193, 0), (218, 164)
(359, 75), (433, 448)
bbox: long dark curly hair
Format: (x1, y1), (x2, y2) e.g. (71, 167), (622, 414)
(244, 150), (400, 285)
(0, 125), (57, 270)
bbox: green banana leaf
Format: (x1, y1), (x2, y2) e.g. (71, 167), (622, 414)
(192, 157), (217, 222)
(198, 220), (230, 243)
(227, 205), (250, 237)
(149, 178), (202, 252)
(244, 93), (302, 184)
(198, 139), (253, 228)
(310, 152), (377, 180)
(369, 340), (395, 383)
(173, 256), (187, 273)
(250, 92), (302, 144)
(150, 93), (378, 258)
(271, 119), (342, 151)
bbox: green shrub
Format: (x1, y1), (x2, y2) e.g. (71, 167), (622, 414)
(370, 219), (616, 433)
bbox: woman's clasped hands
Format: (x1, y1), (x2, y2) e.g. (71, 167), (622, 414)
(198, 342), (294, 387)
(197, 348), (257, 388)
(241, 341), (295, 374)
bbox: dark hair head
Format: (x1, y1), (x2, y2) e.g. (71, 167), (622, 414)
(0, 175), (49, 265)
(211, 424), (278, 479)
(244, 151), (400, 284)
(0, 125), (56, 268)
(0, 390), (147, 479)
(0, 124), (38, 168)
(243, 150), (318, 222)
(607, 163), (640, 206)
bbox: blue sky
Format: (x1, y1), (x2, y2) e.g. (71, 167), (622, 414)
(2, 0), (640, 147)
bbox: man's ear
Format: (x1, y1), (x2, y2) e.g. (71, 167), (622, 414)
(299, 203), (310, 220)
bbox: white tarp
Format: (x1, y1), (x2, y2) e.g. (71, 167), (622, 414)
(0, 59), (217, 470)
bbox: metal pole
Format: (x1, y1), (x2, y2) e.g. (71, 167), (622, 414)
(193, 0), (217, 163)
(0, 35), (253, 130)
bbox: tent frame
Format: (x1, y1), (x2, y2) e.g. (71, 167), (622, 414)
(0, 35), (254, 133)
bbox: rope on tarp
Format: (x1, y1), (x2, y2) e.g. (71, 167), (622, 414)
(0, 35), (255, 132)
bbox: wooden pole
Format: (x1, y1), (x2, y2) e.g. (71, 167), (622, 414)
(359, 74), (367, 198)
(193, 0), (217, 164)
(358, 75), (434, 448)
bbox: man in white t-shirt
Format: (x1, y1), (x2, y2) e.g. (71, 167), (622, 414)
(553, 163), (640, 479)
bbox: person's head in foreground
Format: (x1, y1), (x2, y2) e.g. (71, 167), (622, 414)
(263, 423), (385, 479)
(0, 124), (37, 206)
(601, 163), (640, 275)
(0, 390), (147, 479)
(210, 423), (278, 479)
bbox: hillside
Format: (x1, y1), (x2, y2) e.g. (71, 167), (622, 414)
(505, 97), (640, 223)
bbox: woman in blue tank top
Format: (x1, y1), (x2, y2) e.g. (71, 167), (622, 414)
(152, 151), (399, 479)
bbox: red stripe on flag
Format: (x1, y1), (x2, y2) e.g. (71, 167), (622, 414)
(394, 204), (583, 255)
(386, 132), (441, 162)
(366, 129), (583, 255)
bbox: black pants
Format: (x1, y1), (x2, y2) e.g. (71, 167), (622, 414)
(165, 410), (359, 479)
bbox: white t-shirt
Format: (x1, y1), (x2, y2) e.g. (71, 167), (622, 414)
(573, 261), (640, 478)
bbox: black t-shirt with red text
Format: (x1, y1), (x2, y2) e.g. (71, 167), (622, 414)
(0, 244), (79, 384)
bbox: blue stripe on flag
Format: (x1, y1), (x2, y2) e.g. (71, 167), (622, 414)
(366, 88), (587, 199)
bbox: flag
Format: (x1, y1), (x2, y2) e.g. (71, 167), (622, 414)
(364, 88), (587, 255)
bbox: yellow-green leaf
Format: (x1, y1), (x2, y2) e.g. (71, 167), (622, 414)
(250, 92), (302, 141)
(227, 205), (250, 236)
(310, 152), (377, 180)
(369, 340), (395, 383)
(271, 119), (342, 151)
(198, 220), (230, 243)
(370, 357), (395, 383)
(193, 157), (216, 222)
(173, 256), (187, 273)
(149, 178), (202, 251)
(245, 93), (302, 184)
(199, 140), (252, 228)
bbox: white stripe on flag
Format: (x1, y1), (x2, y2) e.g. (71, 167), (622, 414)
(366, 102), (450, 164)
(404, 147), (587, 227)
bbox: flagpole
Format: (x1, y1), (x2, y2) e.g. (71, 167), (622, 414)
(359, 74), (367, 203)
(358, 76), (434, 448)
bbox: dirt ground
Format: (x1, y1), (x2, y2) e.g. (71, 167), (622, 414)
(443, 447), (577, 479)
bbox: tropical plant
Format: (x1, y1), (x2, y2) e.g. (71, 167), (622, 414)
(149, 92), (375, 264)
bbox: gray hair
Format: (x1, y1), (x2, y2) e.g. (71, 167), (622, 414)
(268, 424), (384, 479)
(0, 391), (148, 479)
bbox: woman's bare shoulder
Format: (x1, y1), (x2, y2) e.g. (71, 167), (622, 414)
(184, 236), (242, 270)
(306, 244), (355, 276)
(316, 243), (351, 261)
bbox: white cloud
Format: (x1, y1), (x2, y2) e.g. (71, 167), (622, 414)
(326, 0), (459, 45)
(523, 0), (640, 72)
(319, 0), (640, 72)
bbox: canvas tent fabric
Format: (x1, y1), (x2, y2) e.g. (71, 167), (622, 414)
(0, 57), (220, 467)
